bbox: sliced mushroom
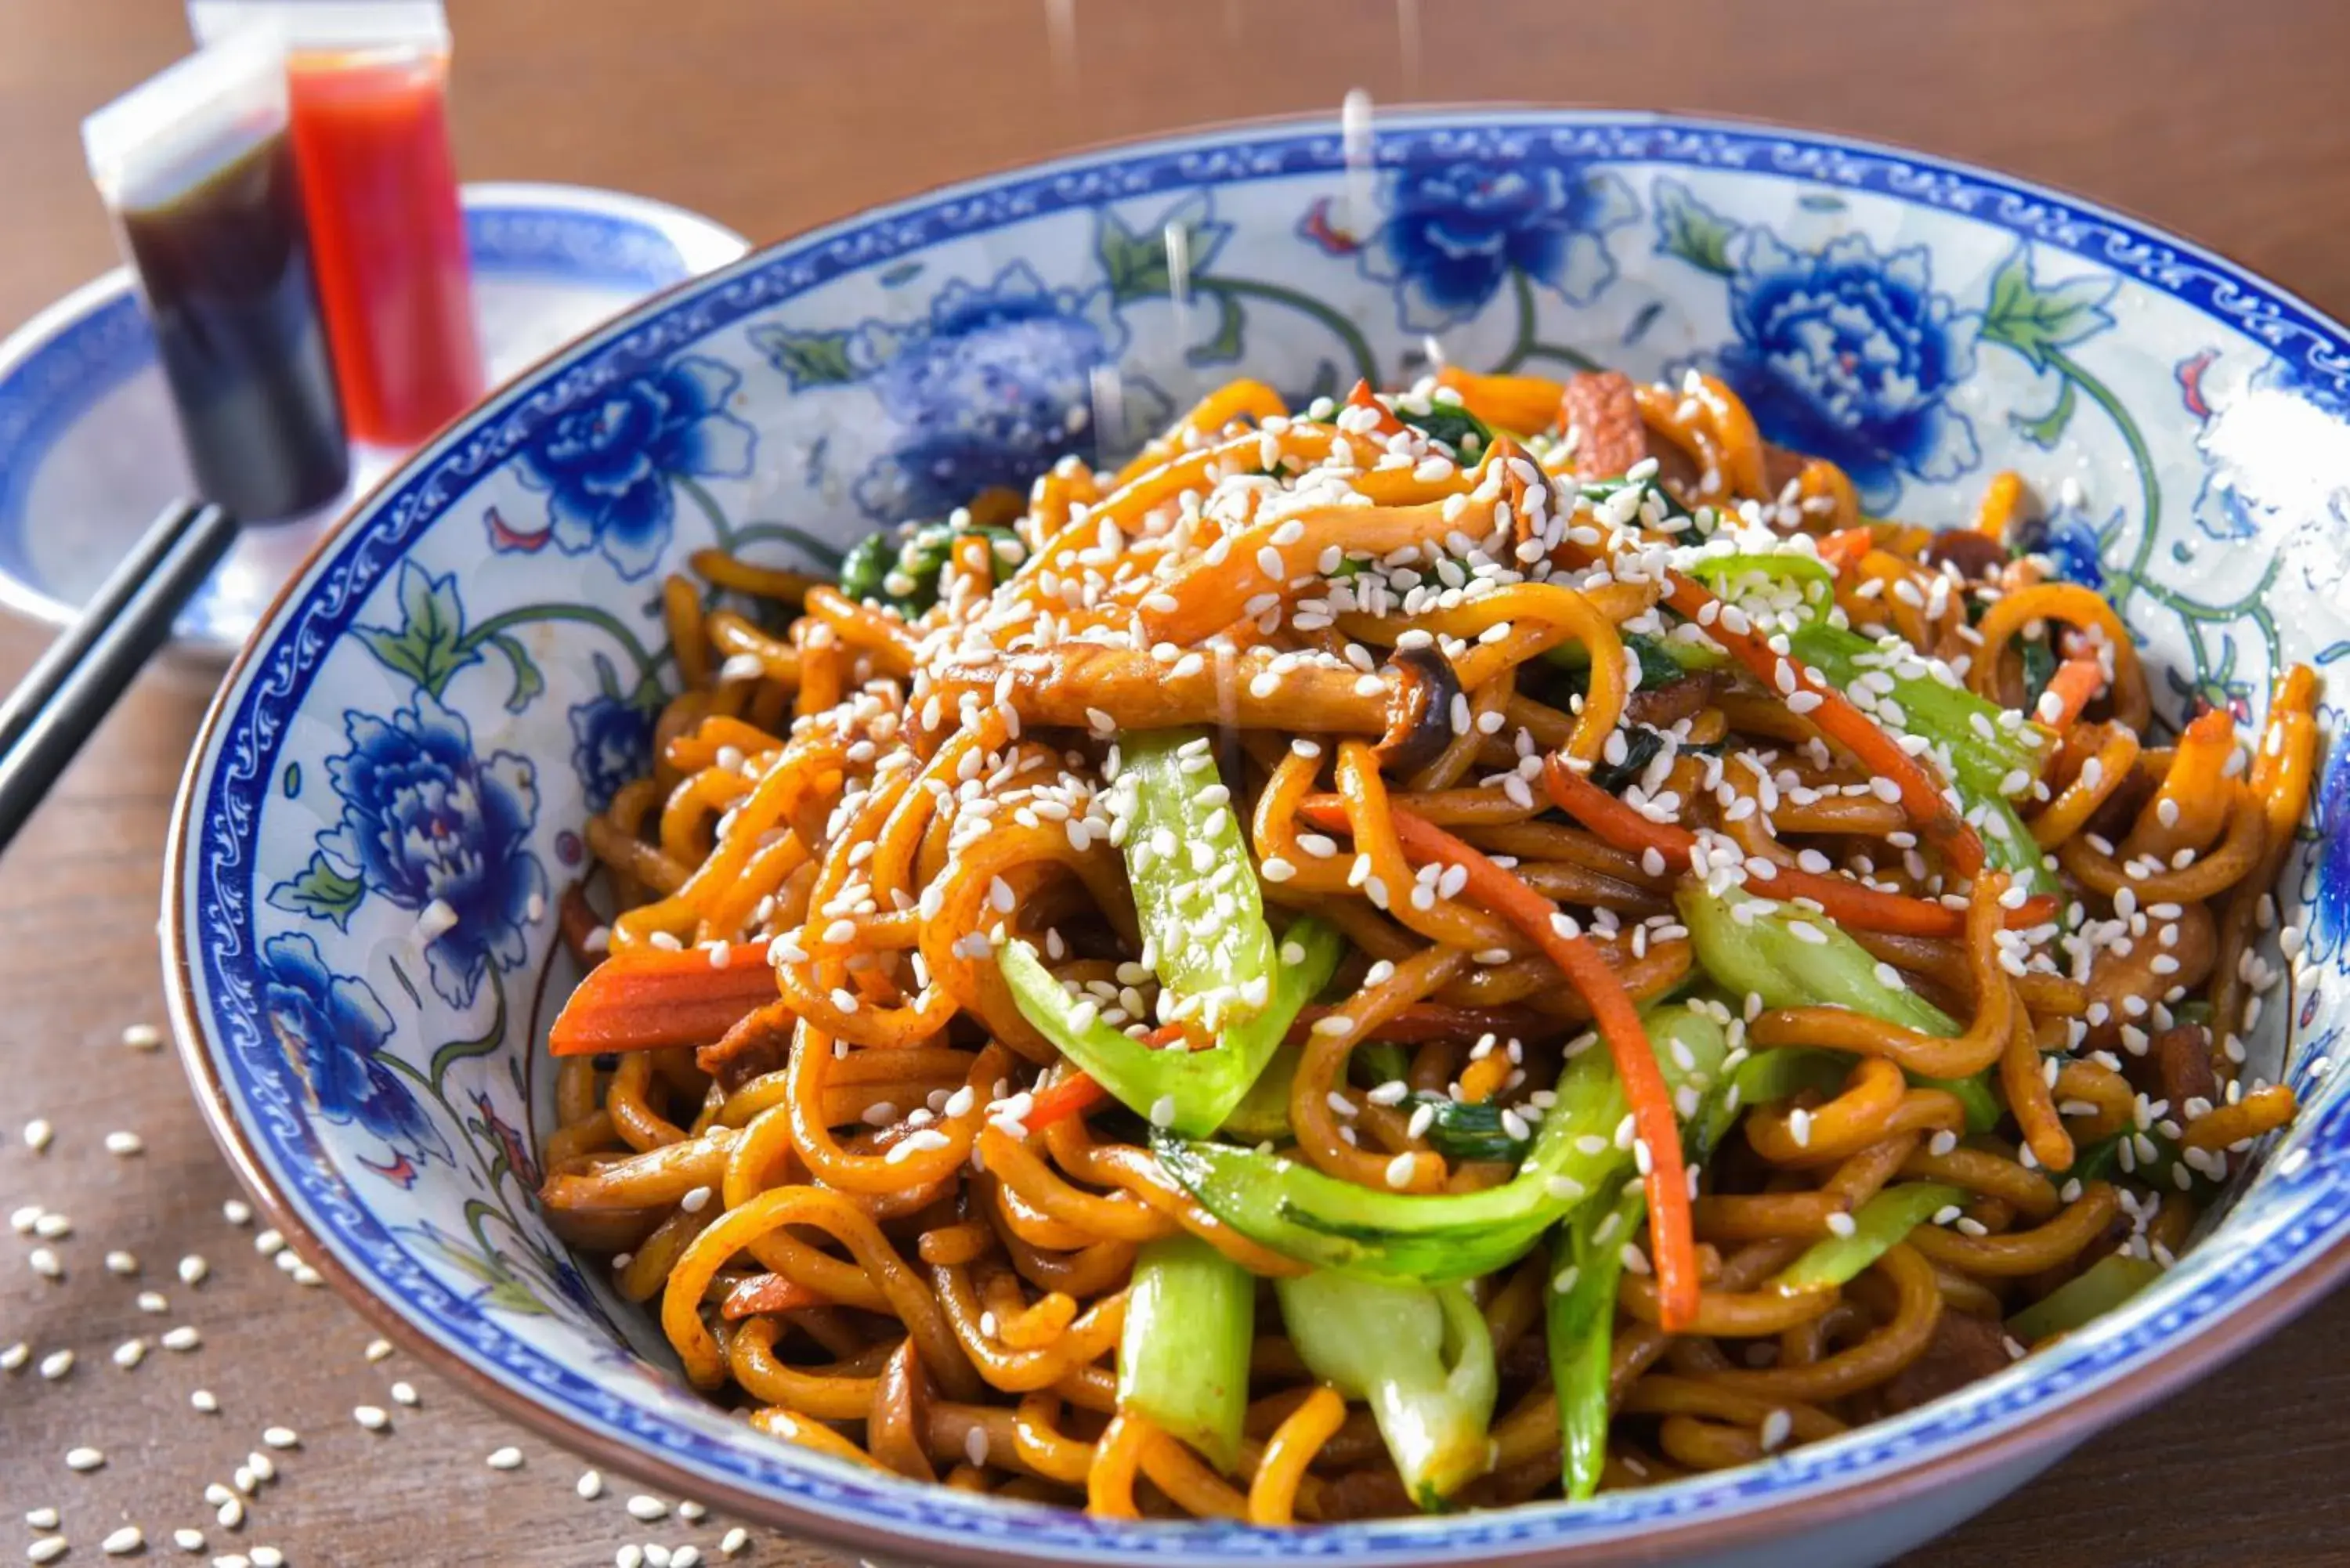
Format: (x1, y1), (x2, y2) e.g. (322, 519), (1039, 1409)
(868, 1337), (938, 1482)
(1374, 645), (1464, 778)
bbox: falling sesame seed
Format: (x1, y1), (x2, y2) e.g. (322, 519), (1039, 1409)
(30, 1539), (68, 1565)
(30, 1247), (62, 1279)
(102, 1526), (144, 1555)
(161, 1326), (202, 1353)
(389, 1381), (418, 1407)
(67, 1446), (106, 1471)
(577, 1470), (605, 1501)
(676, 1502), (706, 1523)
(37, 1212), (72, 1239)
(617, 1549), (645, 1568)
(10, 1204), (40, 1233)
(1, 1342), (27, 1371)
(179, 1256), (210, 1286)
(363, 1339), (392, 1362)
(486, 1447), (524, 1470)
(222, 1200), (252, 1226)
(291, 1264), (322, 1288)
(108, 1249), (143, 1275)
(253, 1229), (284, 1256)
(626, 1495), (670, 1523)
(175, 1530), (205, 1552)
(719, 1530), (750, 1557)
(251, 1550), (284, 1568)
(114, 1339), (146, 1369)
(354, 1405), (389, 1431)
(673, 1550), (703, 1568)
(261, 1427), (298, 1449)
(1760, 1409), (1793, 1451)
(24, 1118), (53, 1151)
(105, 1130), (145, 1156)
(138, 1292), (168, 1313)
(191, 1389), (218, 1412)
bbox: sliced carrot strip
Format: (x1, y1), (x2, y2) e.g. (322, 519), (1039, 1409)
(548, 941), (779, 1057)
(1299, 799), (1701, 1333)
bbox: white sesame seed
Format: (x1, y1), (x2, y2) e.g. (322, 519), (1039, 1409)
(673, 1550), (703, 1568)
(0, 1342), (26, 1371)
(67, 1446), (105, 1471)
(175, 1529), (206, 1552)
(105, 1248), (138, 1274)
(161, 1326), (202, 1353)
(137, 1291), (168, 1313)
(253, 1229), (284, 1256)
(38, 1349), (73, 1379)
(353, 1404), (390, 1431)
(1383, 1153), (1416, 1189)
(720, 1529), (750, 1557)
(363, 1339), (392, 1362)
(261, 1427), (298, 1449)
(24, 1118), (52, 1152)
(1760, 1409), (1793, 1451)
(113, 1339), (146, 1369)
(30, 1539), (68, 1566)
(1825, 1212), (1857, 1238)
(251, 1551), (284, 1568)
(191, 1389), (219, 1412)
(617, 1550), (645, 1568)
(577, 1470), (606, 1501)
(486, 1447), (524, 1471)
(179, 1255), (210, 1287)
(216, 1496), (244, 1529)
(30, 1247), (62, 1279)
(222, 1200), (252, 1226)
(627, 1495), (670, 1523)
(104, 1130), (145, 1157)
(676, 1502), (706, 1523)
(103, 1526), (144, 1555)
(678, 1186), (712, 1215)
(389, 1380), (418, 1407)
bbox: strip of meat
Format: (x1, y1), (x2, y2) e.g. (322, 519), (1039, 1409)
(1561, 371), (1649, 478)
(1877, 1308), (2012, 1414)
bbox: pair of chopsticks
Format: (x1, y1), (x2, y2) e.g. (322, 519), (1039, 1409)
(0, 497), (238, 854)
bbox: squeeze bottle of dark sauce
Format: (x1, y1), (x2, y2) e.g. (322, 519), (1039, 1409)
(190, 1), (482, 451)
(83, 31), (348, 522)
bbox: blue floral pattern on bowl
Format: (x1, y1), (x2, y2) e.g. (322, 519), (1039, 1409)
(1355, 157), (1638, 332)
(168, 112), (2350, 1567)
(505, 355), (757, 579)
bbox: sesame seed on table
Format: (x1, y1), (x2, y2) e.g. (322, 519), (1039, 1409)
(6, 1), (2350, 1564)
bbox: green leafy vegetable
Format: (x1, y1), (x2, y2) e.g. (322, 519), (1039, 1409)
(2005, 1252), (2162, 1345)
(1113, 728), (1280, 1031)
(1117, 1234), (1253, 1471)
(1275, 1272), (1496, 1508)
(1775, 1183), (1970, 1292)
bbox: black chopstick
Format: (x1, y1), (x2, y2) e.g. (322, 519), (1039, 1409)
(0, 498), (238, 857)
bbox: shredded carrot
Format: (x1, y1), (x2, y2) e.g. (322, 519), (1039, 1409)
(2040, 656), (2106, 731)
(1817, 527), (1877, 578)
(1457, 1052), (1513, 1105)
(1024, 1070), (1107, 1131)
(1973, 470), (2025, 539)
(1300, 799), (1701, 1332)
(1345, 379), (1406, 438)
(1542, 758), (2051, 936)
(548, 942), (780, 1057)
(1658, 568), (1985, 875)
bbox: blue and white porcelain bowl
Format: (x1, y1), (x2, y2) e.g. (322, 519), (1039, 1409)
(164, 111), (2350, 1567)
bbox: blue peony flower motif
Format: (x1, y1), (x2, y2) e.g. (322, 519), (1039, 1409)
(258, 932), (448, 1167)
(848, 262), (1163, 522)
(2307, 727), (2350, 963)
(1716, 230), (1983, 514)
(2009, 501), (2111, 590)
(322, 692), (548, 1009)
(568, 690), (655, 815)
(1355, 158), (1637, 333)
(511, 356), (757, 580)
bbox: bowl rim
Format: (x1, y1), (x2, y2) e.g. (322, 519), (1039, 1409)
(161, 103), (2350, 1565)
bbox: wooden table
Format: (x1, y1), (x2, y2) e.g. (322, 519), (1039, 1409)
(5, 2), (2350, 1563)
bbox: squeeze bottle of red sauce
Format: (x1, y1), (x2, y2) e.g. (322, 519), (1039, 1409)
(191, 2), (482, 450)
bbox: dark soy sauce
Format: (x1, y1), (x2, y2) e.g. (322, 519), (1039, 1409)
(117, 128), (347, 521)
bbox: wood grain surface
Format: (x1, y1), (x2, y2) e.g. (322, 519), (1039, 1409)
(5, 2), (2350, 1563)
